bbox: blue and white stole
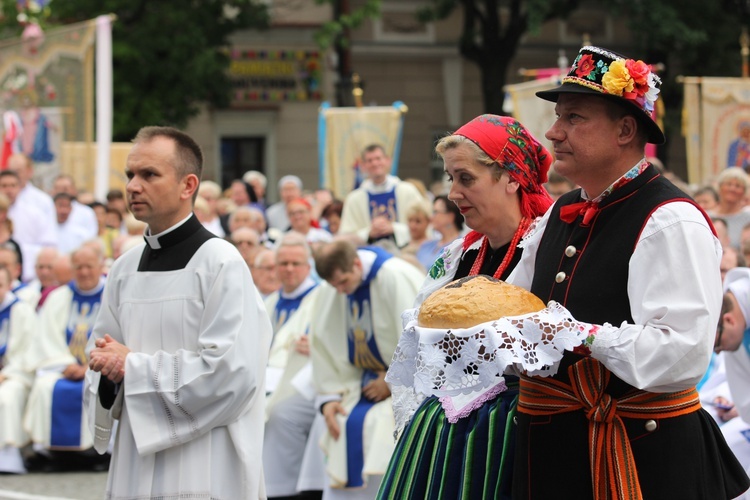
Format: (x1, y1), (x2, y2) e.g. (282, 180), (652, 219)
(0, 294), (19, 363)
(11, 280), (26, 295)
(272, 277), (318, 333)
(345, 246), (391, 487)
(368, 190), (398, 223)
(51, 280), (104, 448)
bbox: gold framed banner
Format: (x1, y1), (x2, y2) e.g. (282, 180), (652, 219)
(318, 101), (407, 199)
(683, 76), (750, 184)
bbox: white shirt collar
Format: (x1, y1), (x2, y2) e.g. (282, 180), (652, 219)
(144, 213), (193, 250)
(280, 275), (317, 300)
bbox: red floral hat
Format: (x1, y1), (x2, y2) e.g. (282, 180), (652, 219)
(536, 46), (665, 144)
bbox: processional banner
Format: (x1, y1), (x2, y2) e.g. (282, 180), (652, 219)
(0, 18), (101, 190)
(504, 76), (559, 150)
(318, 101), (406, 199)
(683, 77), (750, 185)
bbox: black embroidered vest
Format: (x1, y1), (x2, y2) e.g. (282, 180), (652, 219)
(530, 166), (707, 393)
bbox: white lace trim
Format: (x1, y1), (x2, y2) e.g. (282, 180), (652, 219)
(387, 301), (597, 433)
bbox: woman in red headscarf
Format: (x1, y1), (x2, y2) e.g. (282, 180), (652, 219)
(377, 115), (553, 499)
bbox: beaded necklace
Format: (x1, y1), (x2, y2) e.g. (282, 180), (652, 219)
(468, 217), (531, 278)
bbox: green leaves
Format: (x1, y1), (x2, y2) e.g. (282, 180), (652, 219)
(314, 0), (380, 50)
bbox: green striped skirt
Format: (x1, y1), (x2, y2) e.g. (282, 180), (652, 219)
(377, 379), (518, 500)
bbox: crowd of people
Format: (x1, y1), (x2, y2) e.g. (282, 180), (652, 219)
(1, 43), (750, 500)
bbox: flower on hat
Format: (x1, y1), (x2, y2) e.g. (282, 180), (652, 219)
(600, 58), (660, 113)
(625, 60), (649, 91)
(644, 72), (660, 113)
(601, 59), (634, 96)
(574, 54), (596, 79)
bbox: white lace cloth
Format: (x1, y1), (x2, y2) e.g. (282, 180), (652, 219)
(387, 301), (600, 433)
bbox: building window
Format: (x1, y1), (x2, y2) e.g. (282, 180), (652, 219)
(220, 136), (265, 189)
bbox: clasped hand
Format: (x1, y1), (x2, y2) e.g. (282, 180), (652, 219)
(89, 334), (130, 384)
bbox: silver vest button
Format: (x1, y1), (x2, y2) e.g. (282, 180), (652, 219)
(565, 245), (577, 257)
(644, 419), (657, 432)
(555, 272), (566, 283)
(513, 415), (518, 425)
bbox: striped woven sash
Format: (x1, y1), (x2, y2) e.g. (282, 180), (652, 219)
(518, 357), (701, 500)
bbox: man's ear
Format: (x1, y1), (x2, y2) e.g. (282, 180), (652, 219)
(617, 115), (639, 145)
(725, 311), (739, 330)
(183, 173), (200, 201)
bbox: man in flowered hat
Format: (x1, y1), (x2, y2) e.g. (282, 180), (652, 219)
(508, 46), (750, 499)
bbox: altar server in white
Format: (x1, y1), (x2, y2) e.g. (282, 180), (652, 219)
(86, 126), (272, 500)
(0, 266), (38, 473)
(310, 240), (423, 498)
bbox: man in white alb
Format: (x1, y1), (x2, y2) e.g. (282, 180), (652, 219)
(85, 126), (272, 499)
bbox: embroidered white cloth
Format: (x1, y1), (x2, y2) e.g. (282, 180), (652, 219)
(387, 301), (602, 433)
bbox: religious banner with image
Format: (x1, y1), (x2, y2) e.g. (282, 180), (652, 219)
(318, 101), (407, 199)
(683, 76), (750, 184)
(503, 75), (559, 151)
(0, 16), (113, 196)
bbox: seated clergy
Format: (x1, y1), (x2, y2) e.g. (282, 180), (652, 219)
(24, 245), (105, 455)
(0, 266), (39, 473)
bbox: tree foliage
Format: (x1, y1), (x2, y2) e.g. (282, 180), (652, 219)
(314, 0), (380, 50)
(1, 0), (269, 141)
(605, 0), (746, 142)
(415, 0), (581, 114)
(330, 0), (747, 119)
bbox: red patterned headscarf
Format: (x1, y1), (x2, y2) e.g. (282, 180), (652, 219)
(453, 114), (553, 219)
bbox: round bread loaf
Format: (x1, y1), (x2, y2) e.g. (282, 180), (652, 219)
(418, 275), (545, 329)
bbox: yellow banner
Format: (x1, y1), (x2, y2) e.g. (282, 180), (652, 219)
(504, 76), (559, 152)
(320, 105), (405, 198)
(683, 76), (750, 184)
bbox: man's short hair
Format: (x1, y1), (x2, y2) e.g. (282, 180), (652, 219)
(277, 175), (303, 191)
(315, 240), (358, 281)
(133, 126), (203, 180)
(106, 189), (125, 202)
(72, 241), (105, 264)
(0, 170), (20, 182)
(276, 231), (312, 260)
(361, 143), (388, 159)
(53, 192), (75, 203)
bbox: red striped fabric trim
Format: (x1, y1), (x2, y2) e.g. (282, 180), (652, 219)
(518, 357), (700, 500)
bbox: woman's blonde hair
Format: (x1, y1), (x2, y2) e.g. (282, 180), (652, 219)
(435, 135), (502, 180)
